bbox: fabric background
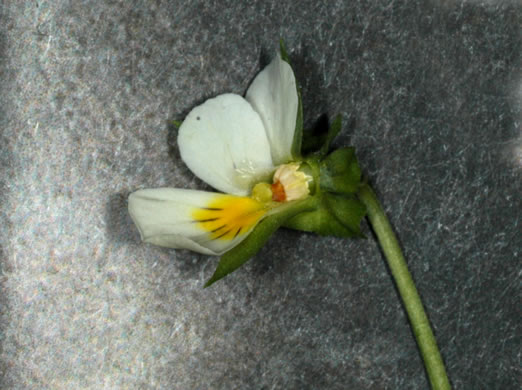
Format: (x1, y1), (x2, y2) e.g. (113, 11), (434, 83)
(1, 0), (520, 389)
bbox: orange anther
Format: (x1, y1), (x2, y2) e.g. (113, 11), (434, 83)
(271, 181), (286, 202)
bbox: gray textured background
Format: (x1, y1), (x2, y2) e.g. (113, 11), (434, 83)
(1, 0), (520, 389)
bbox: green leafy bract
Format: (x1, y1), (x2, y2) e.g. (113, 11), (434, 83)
(319, 147), (361, 195)
(283, 143), (366, 238)
(284, 193), (365, 238)
(319, 114), (342, 157)
(205, 196), (318, 287)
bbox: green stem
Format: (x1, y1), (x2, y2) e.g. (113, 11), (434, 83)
(358, 183), (451, 390)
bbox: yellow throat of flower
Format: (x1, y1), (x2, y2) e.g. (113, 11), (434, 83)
(192, 195), (267, 241)
(193, 163), (312, 242)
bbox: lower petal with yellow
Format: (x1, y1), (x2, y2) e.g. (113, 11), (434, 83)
(128, 188), (269, 255)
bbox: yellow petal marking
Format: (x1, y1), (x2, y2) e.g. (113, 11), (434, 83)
(192, 195), (268, 241)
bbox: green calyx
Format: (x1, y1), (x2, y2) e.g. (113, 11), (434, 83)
(283, 148), (366, 238)
(318, 147), (362, 195)
(284, 114), (366, 238)
(283, 191), (366, 238)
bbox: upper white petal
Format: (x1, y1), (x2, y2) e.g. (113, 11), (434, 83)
(246, 54), (298, 165)
(178, 94), (274, 196)
(128, 188), (263, 255)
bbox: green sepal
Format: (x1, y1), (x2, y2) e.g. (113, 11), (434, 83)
(172, 120), (182, 128)
(324, 193), (366, 237)
(301, 131), (327, 155)
(284, 148), (365, 237)
(319, 147), (362, 195)
(319, 114), (342, 157)
(301, 114), (343, 156)
(279, 39), (304, 161)
(204, 196), (318, 287)
(290, 84), (304, 160)
(283, 193), (366, 238)
(279, 39), (291, 64)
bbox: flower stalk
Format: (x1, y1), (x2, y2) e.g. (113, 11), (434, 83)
(357, 183), (451, 390)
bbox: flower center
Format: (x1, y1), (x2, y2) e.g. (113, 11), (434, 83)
(271, 181), (286, 202)
(252, 163), (311, 203)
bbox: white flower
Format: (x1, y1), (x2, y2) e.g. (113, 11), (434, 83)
(129, 54), (311, 255)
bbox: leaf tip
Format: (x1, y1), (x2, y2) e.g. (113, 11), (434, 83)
(203, 279), (215, 288)
(204, 268), (225, 288)
(279, 39), (290, 63)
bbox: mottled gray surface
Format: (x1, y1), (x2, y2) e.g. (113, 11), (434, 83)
(0, 0), (520, 389)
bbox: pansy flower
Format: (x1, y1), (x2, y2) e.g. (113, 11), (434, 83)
(129, 45), (365, 286)
(129, 43), (452, 389)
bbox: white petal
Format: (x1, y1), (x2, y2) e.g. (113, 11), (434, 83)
(128, 188), (268, 255)
(246, 54), (298, 165)
(178, 94), (274, 196)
